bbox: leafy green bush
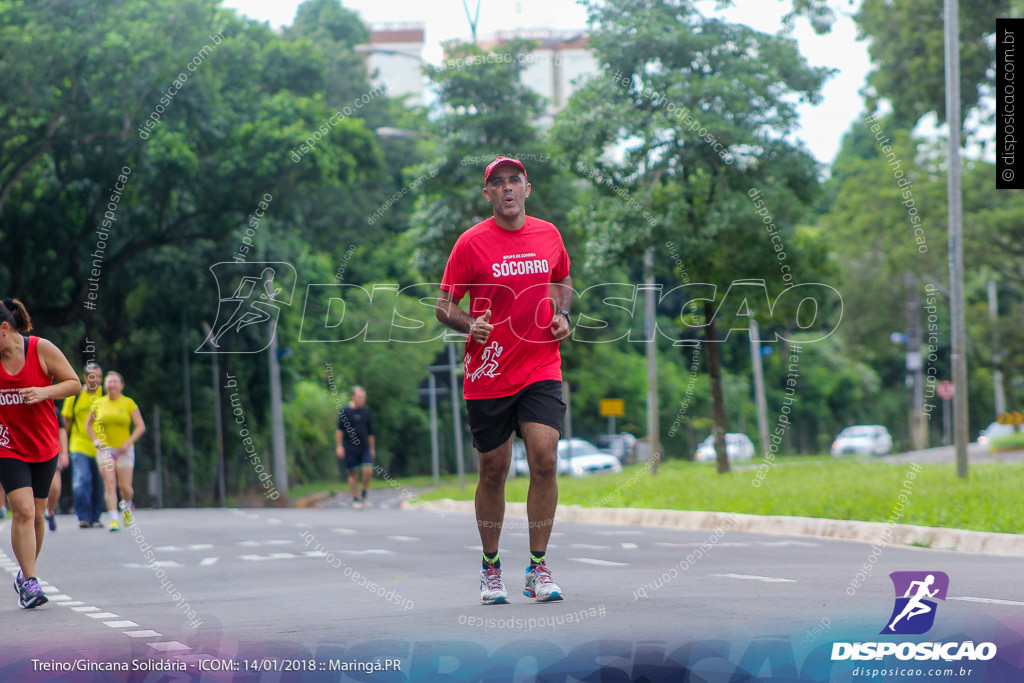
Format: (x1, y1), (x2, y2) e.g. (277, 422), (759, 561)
(989, 431), (1024, 453)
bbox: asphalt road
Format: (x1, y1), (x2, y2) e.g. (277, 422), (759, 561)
(0, 496), (1021, 682)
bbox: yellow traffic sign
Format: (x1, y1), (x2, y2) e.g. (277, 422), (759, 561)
(600, 399), (625, 417)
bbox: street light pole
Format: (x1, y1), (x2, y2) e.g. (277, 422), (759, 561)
(269, 330), (288, 496)
(448, 341), (466, 490)
(988, 280), (1006, 416)
(750, 319), (770, 458)
(644, 247), (661, 474)
(200, 322), (226, 507)
(944, 0), (969, 478)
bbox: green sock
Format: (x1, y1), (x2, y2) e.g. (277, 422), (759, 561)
(530, 551), (545, 567)
(482, 551), (500, 570)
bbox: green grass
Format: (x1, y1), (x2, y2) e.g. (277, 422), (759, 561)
(286, 473), (449, 501)
(412, 457), (1024, 535)
(990, 432), (1024, 453)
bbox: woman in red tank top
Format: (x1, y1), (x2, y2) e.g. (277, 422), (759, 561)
(0, 298), (80, 609)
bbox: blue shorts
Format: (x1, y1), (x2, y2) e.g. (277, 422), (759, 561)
(343, 449), (372, 470)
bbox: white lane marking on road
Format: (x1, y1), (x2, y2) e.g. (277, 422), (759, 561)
(267, 518), (283, 524)
(653, 541), (763, 548)
(386, 536), (419, 542)
(123, 561), (184, 569)
(339, 549), (394, 555)
(592, 530), (643, 535)
(621, 543), (639, 549)
(199, 557), (219, 566)
(331, 528), (358, 534)
(0, 548), (182, 651)
(755, 541), (819, 547)
(949, 596), (1024, 606)
(237, 539), (293, 546)
(155, 544), (214, 552)
(103, 620), (139, 628)
(293, 522), (312, 528)
(569, 557), (630, 566)
(239, 553), (299, 561)
(148, 642), (191, 652)
(711, 573), (797, 583)
(569, 544), (612, 550)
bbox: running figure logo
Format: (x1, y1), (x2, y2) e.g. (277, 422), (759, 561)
(881, 571), (949, 635)
(466, 341), (503, 382)
(199, 262), (297, 354)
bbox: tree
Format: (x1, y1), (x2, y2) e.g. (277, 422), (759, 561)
(788, 0), (1020, 133)
(552, 0), (834, 472)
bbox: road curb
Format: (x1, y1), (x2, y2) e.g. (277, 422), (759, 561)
(411, 499), (1024, 557)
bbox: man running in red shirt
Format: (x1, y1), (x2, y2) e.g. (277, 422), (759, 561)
(436, 155), (572, 605)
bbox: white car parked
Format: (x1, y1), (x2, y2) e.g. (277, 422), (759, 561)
(694, 433), (755, 462)
(513, 438), (623, 477)
(830, 424), (893, 456)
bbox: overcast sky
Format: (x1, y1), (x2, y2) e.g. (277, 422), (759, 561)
(221, 0), (872, 165)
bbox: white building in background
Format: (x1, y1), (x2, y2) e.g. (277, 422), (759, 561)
(359, 22), (427, 108)
(477, 29), (600, 126)
(359, 24), (600, 124)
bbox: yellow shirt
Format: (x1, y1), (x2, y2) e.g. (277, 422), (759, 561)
(62, 386), (104, 456)
(91, 395), (140, 449)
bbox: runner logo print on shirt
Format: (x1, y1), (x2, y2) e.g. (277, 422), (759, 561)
(466, 341), (504, 382)
(0, 423), (9, 448)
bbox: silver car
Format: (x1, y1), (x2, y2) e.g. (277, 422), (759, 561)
(694, 433), (755, 462)
(830, 425), (893, 456)
(513, 438), (623, 477)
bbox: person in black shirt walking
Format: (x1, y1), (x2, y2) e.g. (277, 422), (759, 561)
(335, 385), (375, 508)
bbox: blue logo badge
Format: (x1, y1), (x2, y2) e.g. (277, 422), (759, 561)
(881, 571), (949, 635)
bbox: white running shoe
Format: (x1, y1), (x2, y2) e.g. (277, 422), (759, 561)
(480, 565), (509, 605)
(524, 562), (563, 602)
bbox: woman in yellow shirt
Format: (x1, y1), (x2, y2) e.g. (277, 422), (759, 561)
(85, 372), (145, 531)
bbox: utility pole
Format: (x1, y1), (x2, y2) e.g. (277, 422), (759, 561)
(750, 319), (769, 457)
(906, 273), (926, 451)
(201, 322), (227, 507)
(988, 280), (1006, 416)
(182, 312), (196, 507)
(944, 0), (969, 478)
(447, 341), (466, 490)
(268, 330), (288, 496)
(644, 248), (661, 474)
(428, 373), (440, 485)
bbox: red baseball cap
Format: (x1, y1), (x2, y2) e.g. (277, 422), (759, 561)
(484, 156), (527, 184)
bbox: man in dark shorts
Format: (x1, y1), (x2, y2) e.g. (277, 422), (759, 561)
(335, 385), (375, 508)
(435, 155), (572, 605)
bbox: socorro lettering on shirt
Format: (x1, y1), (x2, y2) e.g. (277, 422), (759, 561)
(0, 389), (25, 406)
(491, 252), (550, 279)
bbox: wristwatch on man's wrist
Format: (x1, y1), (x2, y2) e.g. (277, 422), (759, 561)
(557, 310), (571, 323)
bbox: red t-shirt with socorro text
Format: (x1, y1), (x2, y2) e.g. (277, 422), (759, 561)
(441, 216), (571, 399)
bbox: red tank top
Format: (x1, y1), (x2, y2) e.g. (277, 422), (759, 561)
(0, 336), (59, 462)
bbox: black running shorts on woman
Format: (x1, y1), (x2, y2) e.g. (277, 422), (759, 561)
(465, 380), (566, 453)
(0, 455), (58, 499)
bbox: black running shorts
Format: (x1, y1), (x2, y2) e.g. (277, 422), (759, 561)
(465, 380), (566, 453)
(344, 448), (372, 470)
(0, 455), (59, 499)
